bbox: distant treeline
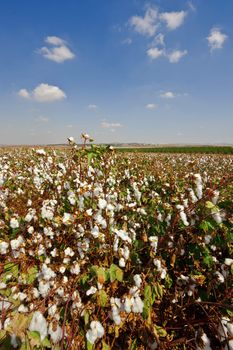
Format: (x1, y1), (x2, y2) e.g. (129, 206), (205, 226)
(117, 146), (233, 154)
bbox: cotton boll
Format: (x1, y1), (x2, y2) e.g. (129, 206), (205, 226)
(48, 323), (62, 343)
(29, 311), (48, 341)
(10, 218), (19, 229)
(0, 241), (9, 254)
(119, 257), (126, 267)
(86, 321), (104, 344)
(132, 296), (144, 313)
(98, 198), (107, 210)
(133, 274), (142, 288)
(225, 339), (233, 350)
(86, 286), (97, 296)
(225, 258), (233, 266)
(91, 226), (100, 238)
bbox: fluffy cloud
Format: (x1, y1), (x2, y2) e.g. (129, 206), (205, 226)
(147, 47), (164, 60)
(160, 91), (175, 98)
(129, 7), (158, 36)
(167, 49), (188, 63)
(145, 103), (158, 110)
(122, 38), (133, 45)
(18, 83), (66, 102)
(39, 36), (75, 63)
(160, 11), (187, 30)
(18, 89), (30, 99)
(207, 27), (228, 51)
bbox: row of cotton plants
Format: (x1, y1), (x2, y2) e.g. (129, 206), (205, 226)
(0, 137), (232, 349)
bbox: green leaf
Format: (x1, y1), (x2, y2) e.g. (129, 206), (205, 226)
(4, 263), (18, 279)
(205, 201), (215, 209)
(109, 264), (123, 282)
(42, 337), (52, 348)
(102, 341), (110, 350)
(154, 325), (167, 338)
(98, 290), (108, 307)
(84, 310), (89, 326)
(130, 339), (137, 350)
(87, 340), (94, 350)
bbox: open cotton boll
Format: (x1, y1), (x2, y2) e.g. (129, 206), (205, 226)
(98, 198), (107, 210)
(225, 339), (233, 350)
(133, 274), (142, 288)
(86, 321), (104, 344)
(10, 218), (19, 229)
(29, 311), (48, 341)
(0, 241), (9, 254)
(48, 323), (62, 343)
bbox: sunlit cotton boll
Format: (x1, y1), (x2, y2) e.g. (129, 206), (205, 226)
(29, 311), (48, 341)
(98, 198), (107, 210)
(10, 218), (19, 229)
(133, 274), (142, 288)
(0, 241), (9, 254)
(86, 321), (104, 344)
(48, 323), (62, 343)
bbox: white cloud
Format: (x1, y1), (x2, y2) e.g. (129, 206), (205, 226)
(45, 36), (66, 46)
(207, 27), (228, 51)
(18, 89), (30, 99)
(88, 104), (98, 110)
(18, 83), (66, 102)
(187, 1), (196, 12)
(39, 36), (75, 63)
(101, 122), (123, 129)
(160, 11), (187, 30)
(167, 49), (188, 63)
(151, 33), (165, 47)
(122, 38), (133, 45)
(129, 7), (158, 37)
(160, 91), (175, 98)
(147, 47), (164, 59)
(145, 103), (158, 110)
(35, 116), (49, 123)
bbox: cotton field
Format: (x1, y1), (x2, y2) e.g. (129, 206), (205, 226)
(0, 140), (232, 350)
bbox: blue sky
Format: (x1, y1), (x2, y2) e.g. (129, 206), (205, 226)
(0, 0), (232, 144)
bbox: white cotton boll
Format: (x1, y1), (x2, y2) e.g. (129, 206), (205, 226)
(225, 258), (233, 266)
(212, 212), (222, 224)
(27, 226), (34, 234)
(194, 174), (203, 199)
(29, 311), (48, 341)
(50, 248), (57, 257)
(113, 237), (119, 252)
(59, 266), (66, 274)
(86, 321), (104, 344)
(18, 304), (28, 313)
(10, 236), (24, 250)
(119, 257), (126, 267)
(70, 262), (80, 275)
(86, 286), (97, 296)
(10, 218), (19, 229)
(122, 246), (130, 260)
(124, 297), (133, 313)
(48, 304), (57, 316)
(0, 283), (6, 289)
(41, 264), (56, 280)
(149, 236), (158, 253)
(32, 288), (39, 298)
(204, 235), (212, 244)
(64, 247), (74, 257)
(0, 300), (11, 311)
(215, 271), (225, 283)
(198, 333), (212, 350)
(0, 241), (9, 254)
(211, 190), (219, 205)
(132, 296), (144, 313)
(180, 211), (189, 226)
(98, 198), (107, 210)
(48, 323), (62, 343)
(86, 209), (93, 216)
(227, 322), (233, 336)
(91, 226), (99, 238)
(112, 305), (121, 325)
(153, 258), (162, 271)
(62, 213), (73, 225)
(41, 207), (54, 220)
(39, 281), (51, 297)
(225, 340), (233, 350)
(133, 274), (142, 288)
(160, 269), (167, 279)
(10, 334), (19, 348)
(189, 189), (198, 203)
